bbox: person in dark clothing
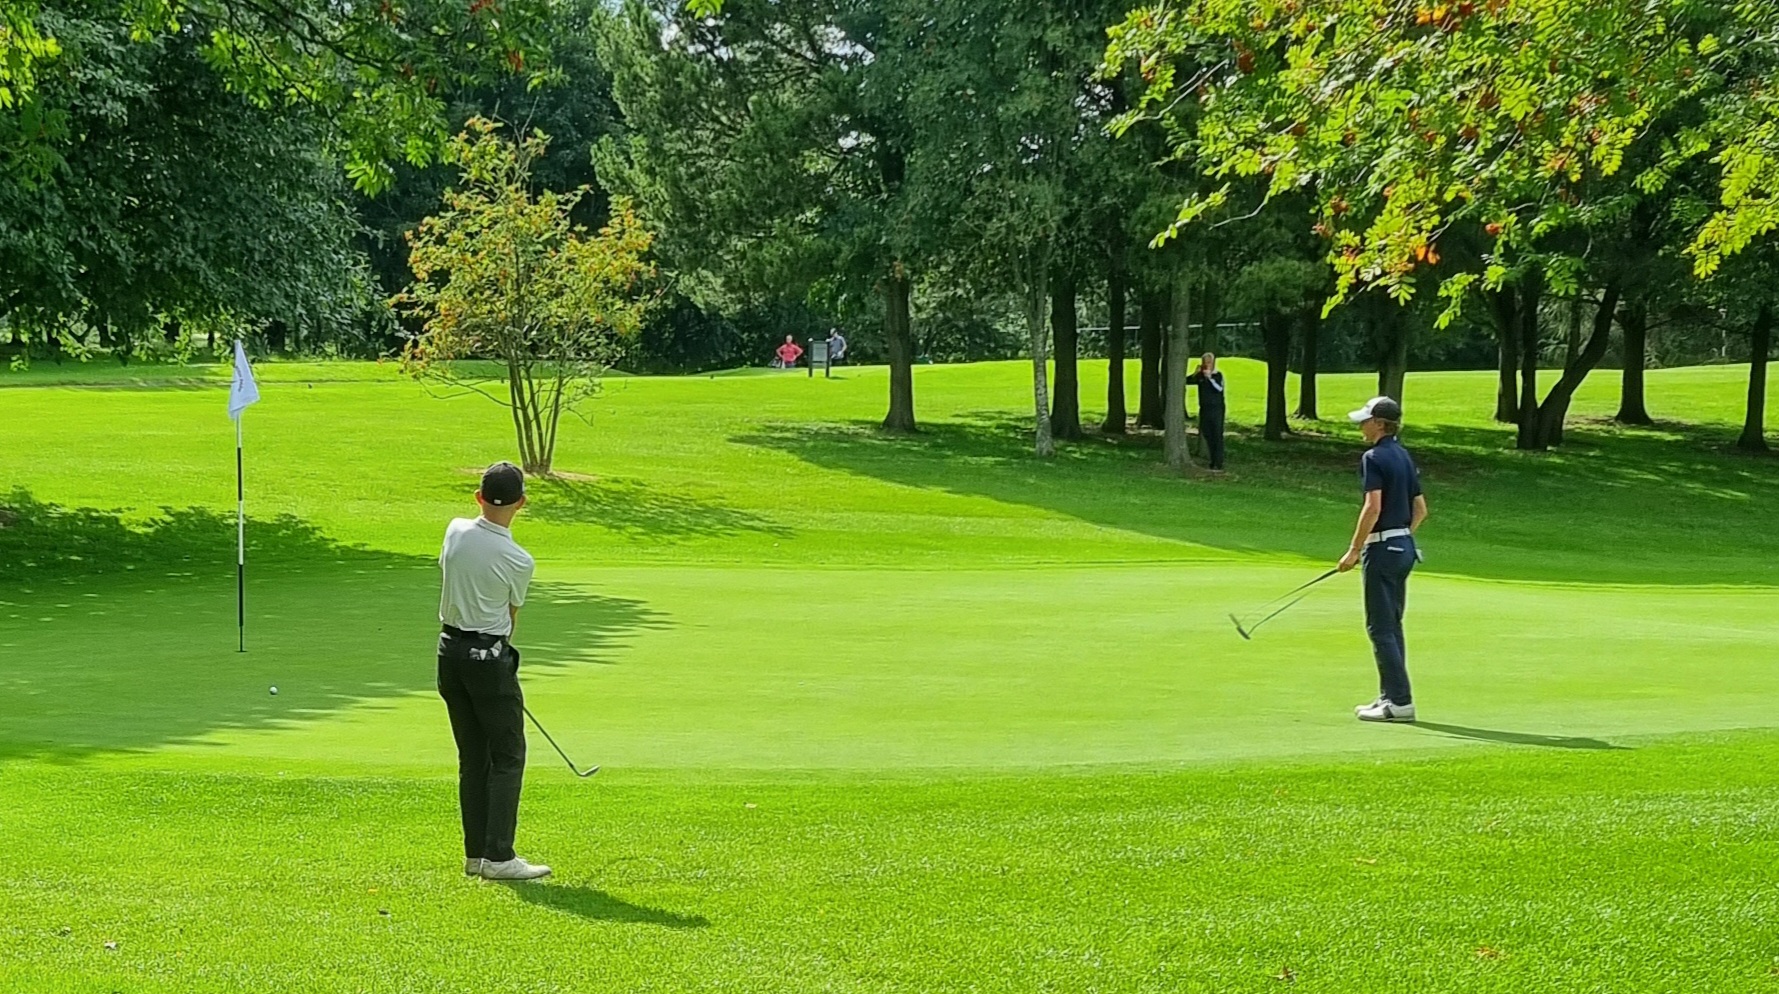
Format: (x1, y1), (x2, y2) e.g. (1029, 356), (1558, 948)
(1186, 353), (1228, 472)
(1336, 397), (1430, 723)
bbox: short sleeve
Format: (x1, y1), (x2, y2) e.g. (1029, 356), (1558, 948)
(507, 551), (534, 608)
(1360, 451), (1386, 493)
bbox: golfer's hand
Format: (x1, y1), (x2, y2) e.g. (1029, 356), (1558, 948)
(1337, 547), (1361, 573)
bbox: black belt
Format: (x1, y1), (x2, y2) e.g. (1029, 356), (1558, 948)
(442, 624), (503, 640)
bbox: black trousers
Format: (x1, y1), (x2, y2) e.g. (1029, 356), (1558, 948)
(1200, 407), (1227, 470)
(1361, 535), (1416, 705)
(437, 626), (527, 863)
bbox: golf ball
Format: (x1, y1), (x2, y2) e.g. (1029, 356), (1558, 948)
(269, 686), (278, 696)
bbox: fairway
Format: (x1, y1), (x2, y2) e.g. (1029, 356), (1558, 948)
(3, 360), (1776, 992)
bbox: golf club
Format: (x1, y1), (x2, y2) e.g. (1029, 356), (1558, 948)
(1231, 568), (1341, 640)
(522, 705), (599, 778)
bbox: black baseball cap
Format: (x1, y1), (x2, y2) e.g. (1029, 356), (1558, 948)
(480, 461), (526, 506)
(1347, 396), (1404, 423)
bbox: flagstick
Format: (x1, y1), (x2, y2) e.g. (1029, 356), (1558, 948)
(236, 416), (245, 653)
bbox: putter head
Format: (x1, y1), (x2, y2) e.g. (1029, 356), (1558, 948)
(1229, 613), (1252, 641)
(574, 765), (601, 779)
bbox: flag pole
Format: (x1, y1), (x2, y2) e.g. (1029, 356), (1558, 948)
(236, 415), (245, 653)
(229, 337), (259, 653)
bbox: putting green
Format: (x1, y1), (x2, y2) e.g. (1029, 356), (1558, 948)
(2, 358), (1772, 772)
(2, 359), (1776, 993)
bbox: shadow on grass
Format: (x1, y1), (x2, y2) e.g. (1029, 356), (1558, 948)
(0, 489), (668, 760)
(1412, 722), (1628, 751)
(501, 882), (711, 928)
(527, 476), (788, 541)
(731, 412), (1779, 586)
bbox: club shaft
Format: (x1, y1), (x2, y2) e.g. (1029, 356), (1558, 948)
(523, 705), (595, 776)
(1234, 569), (1341, 636)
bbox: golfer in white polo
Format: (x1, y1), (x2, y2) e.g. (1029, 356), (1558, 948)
(438, 461), (550, 880)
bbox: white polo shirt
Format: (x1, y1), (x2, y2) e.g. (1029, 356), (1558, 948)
(439, 517), (535, 636)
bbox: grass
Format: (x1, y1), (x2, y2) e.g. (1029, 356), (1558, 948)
(0, 358), (1775, 992)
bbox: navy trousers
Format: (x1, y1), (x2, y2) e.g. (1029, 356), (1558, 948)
(1361, 535), (1416, 705)
(1200, 407), (1227, 470)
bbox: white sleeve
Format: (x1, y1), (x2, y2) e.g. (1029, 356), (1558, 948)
(508, 552), (535, 608)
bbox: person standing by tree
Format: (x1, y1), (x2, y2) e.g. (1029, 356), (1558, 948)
(775, 335), (804, 369)
(437, 462), (551, 881)
(827, 328), (848, 365)
(1186, 353), (1228, 472)
(1337, 397), (1429, 723)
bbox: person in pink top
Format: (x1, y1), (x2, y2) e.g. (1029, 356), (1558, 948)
(774, 335), (804, 369)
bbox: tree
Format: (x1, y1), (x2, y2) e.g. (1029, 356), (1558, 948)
(894, 0), (1115, 457)
(598, 0), (921, 431)
(1050, 272), (1082, 441)
(1102, 241), (1130, 432)
(1161, 271), (1191, 468)
(399, 119), (654, 474)
(1740, 303), (1772, 452)
(1230, 256), (1324, 440)
(4, 0), (556, 193)
(1102, 0), (1779, 451)
(357, 0), (623, 323)
(1294, 306), (1321, 420)
(1, 15), (370, 362)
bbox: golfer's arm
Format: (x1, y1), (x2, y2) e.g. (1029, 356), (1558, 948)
(1410, 495), (1429, 534)
(508, 604), (520, 635)
(1348, 491), (1383, 552)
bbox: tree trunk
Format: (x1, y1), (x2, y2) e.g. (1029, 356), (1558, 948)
(1196, 282), (1224, 355)
(1515, 274), (1544, 450)
(1262, 311), (1292, 441)
(267, 321), (287, 353)
(206, 328), (216, 352)
(1489, 289), (1519, 423)
(1138, 292), (1165, 429)
(1532, 281), (1622, 449)
(1375, 311), (1408, 403)
(1615, 298), (1653, 425)
(1049, 273), (1082, 441)
(1026, 268), (1054, 458)
(1103, 252), (1128, 434)
(509, 364), (541, 473)
(1295, 307), (1320, 420)
(1163, 274), (1193, 469)
(1565, 296), (1584, 367)
(1739, 303), (1772, 452)
(882, 266), (917, 432)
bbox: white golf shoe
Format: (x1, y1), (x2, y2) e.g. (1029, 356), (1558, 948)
(1356, 699), (1416, 723)
(464, 858), (484, 877)
(480, 857), (552, 881)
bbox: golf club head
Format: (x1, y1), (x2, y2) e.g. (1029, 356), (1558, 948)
(1229, 613), (1252, 641)
(572, 765), (601, 779)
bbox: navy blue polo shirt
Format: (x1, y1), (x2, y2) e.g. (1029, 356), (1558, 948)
(1186, 369), (1226, 414)
(1359, 435), (1423, 532)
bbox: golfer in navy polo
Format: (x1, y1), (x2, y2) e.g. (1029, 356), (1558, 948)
(1337, 397), (1428, 723)
(438, 462), (551, 880)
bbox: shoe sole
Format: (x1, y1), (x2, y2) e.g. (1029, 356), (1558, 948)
(1357, 714), (1416, 723)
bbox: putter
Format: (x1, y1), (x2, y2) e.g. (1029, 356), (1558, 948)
(523, 705), (600, 778)
(1231, 568), (1340, 640)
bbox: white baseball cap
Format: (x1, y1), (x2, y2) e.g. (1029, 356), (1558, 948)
(1348, 396), (1404, 423)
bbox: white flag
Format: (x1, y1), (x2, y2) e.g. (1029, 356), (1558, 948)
(228, 340), (260, 420)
